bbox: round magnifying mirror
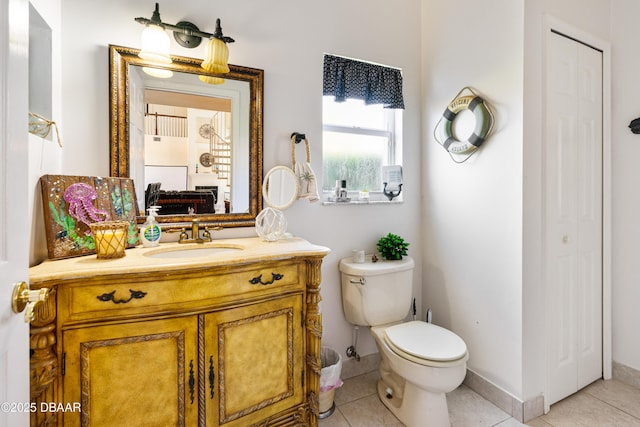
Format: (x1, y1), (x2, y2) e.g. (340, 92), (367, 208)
(262, 166), (299, 210)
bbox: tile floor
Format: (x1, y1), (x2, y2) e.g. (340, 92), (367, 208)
(318, 371), (640, 426)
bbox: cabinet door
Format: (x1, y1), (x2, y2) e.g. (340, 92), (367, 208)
(204, 294), (304, 426)
(62, 317), (199, 427)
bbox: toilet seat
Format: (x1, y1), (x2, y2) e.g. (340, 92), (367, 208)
(383, 321), (467, 366)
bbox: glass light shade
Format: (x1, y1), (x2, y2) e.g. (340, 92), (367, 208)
(201, 37), (230, 74)
(139, 24), (172, 65)
(142, 67), (173, 79)
(199, 74), (225, 85)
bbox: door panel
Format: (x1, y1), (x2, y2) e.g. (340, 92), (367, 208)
(62, 317), (199, 427)
(204, 294), (304, 427)
(576, 42), (603, 389)
(0, 0), (30, 426)
(546, 30), (603, 406)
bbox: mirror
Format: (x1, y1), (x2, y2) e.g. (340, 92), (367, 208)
(262, 166), (299, 210)
(109, 45), (263, 227)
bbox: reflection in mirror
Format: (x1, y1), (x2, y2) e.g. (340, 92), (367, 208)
(109, 45), (263, 227)
(136, 71), (248, 215)
(263, 166), (299, 210)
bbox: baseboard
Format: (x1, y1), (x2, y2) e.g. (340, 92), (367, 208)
(613, 361), (640, 389)
(463, 370), (544, 423)
(463, 362), (639, 422)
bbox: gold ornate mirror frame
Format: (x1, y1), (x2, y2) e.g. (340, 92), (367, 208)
(109, 45), (263, 227)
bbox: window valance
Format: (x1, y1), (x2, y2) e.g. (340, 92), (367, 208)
(323, 54), (405, 109)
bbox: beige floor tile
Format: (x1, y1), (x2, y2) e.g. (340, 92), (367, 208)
(495, 418), (526, 426)
(538, 391), (640, 426)
(324, 370), (640, 427)
(448, 385), (513, 427)
(584, 379), (640, 419)
(524, 418), (553, 427)
(334, 370), (380, 406)
(319, 407), (351, 427)
(338, 394), (404, 427)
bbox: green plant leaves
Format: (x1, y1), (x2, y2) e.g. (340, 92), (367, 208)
(376, 233), (409, 260)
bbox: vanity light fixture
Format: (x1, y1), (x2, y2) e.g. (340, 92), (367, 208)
(136, 3), (173, 78)
(135, 3), (235, 83)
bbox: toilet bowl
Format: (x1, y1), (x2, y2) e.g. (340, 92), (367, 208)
(339, 256), (468, 427)
(372, 321), (468, 426)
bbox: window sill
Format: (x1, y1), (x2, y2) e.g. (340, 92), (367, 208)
(322, 193), (403, 206)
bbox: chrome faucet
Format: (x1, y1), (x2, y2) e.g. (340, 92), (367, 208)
(176, 219), (221, 244)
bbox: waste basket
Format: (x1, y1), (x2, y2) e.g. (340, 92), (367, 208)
(319, 346), (343, 418)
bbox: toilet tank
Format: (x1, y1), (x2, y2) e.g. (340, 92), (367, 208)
(339, 256), (414, 326)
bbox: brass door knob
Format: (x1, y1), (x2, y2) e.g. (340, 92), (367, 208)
(11, 281), (49, 323)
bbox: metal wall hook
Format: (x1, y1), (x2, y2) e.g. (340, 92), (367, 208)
(383, 182), (403, 201)
(291, 132), (306, 144)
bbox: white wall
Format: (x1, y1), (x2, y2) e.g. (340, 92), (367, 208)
(422, 0), (525, 398)
(423, 0), (618, 403)
(28, 0), (62, 266)
(609, 0), (640, 373)
(36, 0), (423, 362)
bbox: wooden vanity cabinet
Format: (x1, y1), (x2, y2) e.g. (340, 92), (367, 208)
(204, 294), (304, 427)
(61, 316), (200, 427)
(28, 244), (327, 427)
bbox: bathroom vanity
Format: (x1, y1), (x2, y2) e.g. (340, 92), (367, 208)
(28, 237), (329, 427)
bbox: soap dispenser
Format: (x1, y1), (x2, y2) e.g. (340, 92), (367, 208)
(140, 206), (162, 247)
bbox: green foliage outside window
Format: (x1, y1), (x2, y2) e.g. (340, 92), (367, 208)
(322, 153), (382, 192)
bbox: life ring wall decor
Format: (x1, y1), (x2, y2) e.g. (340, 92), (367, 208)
(434, 87), (495, 162)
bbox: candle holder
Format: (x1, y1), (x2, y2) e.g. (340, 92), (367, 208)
(90, 221), (129, 259)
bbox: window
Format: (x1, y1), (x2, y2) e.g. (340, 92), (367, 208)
(322, 98), (401, 198)
(322, 54), (404, 203)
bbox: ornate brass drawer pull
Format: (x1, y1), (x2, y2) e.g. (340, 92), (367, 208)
(209, 355), (215, 399)
(189, 360), (195, 405)
(249, 273), (284, 286)
(96, 289), (147, 304)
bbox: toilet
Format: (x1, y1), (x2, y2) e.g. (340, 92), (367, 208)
(339, 255), (468, 427)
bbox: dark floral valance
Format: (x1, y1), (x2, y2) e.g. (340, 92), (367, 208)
(323, 54), (405, 109)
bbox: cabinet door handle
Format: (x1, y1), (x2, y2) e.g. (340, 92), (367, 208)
(189, 360), (195, 405)
(96, 289), (147, 304)
(249, 273), (284, 286)
(209, 355), (215, 399)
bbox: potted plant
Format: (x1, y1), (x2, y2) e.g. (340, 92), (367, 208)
(376, 233), (409, 260)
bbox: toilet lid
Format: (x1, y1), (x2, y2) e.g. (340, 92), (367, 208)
(384, 321), (467, 362)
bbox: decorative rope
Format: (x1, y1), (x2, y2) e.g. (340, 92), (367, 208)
(291, 134), (311, 169)
(28, 112), (63, 147)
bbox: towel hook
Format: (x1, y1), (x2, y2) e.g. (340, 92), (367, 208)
(291, 132), (306, 144)
(291, 133), (311, 169)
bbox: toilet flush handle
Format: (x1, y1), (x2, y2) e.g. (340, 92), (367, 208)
(350, 277), (366, 285)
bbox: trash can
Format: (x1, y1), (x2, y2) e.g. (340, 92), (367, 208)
(319, 346), (343, 418)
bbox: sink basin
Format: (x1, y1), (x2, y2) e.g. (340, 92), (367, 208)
(144, 245), (243, 259)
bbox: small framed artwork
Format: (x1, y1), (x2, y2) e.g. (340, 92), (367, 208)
(40, 175), (139, 260)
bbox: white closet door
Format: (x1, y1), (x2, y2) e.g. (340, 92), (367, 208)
(545, 30), (603, 406)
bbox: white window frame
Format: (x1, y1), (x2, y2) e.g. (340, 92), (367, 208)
(322, 101), (401, 204)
